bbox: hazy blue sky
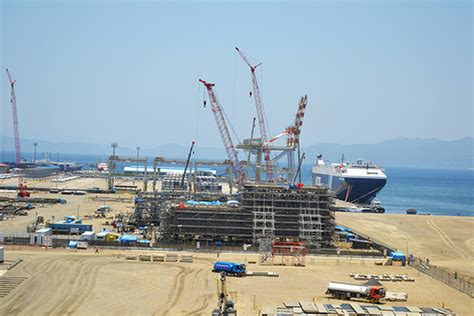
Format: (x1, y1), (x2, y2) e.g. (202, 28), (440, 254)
(0, 0), (472, 151)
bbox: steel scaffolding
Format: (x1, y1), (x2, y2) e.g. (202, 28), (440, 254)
(133, 182), (335, 248)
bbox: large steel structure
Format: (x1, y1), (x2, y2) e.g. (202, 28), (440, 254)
(151, 157), (233, 192)
(237, 95), (308, 182)
(107, 155), (148, 191)
(134, 183), (335, 249)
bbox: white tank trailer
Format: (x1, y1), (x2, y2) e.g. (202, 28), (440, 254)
(326, 281), (386, 303)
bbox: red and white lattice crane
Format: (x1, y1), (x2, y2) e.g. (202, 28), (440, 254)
(235, 47), (274, 181)
(199, 79), (242, 184)
(287, 95), (308, 148)
(263, 95), (308, 149)
(6, 68), (29, 197)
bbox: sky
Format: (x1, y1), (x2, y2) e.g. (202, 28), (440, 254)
(0, 0), (472, 152)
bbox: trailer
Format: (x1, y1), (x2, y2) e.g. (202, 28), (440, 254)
(326, 281), (386, 303)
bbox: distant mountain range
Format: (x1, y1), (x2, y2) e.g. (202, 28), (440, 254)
(0, 136), (472, 169)
(303, 137), (473, 169)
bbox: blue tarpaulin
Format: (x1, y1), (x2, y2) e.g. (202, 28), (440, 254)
(119, 235), (138, 243)
(186, 199), (222, 206)
(68, 240), (78, 248)
(335, 226), (352, 232)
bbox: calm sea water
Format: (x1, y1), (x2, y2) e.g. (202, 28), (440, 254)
(3, 152), (473, 216)
(373, 167), (473, 216)
(301, 164), (474, 216)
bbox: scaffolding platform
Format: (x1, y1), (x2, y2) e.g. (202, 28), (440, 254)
(133, 183), (335, 247)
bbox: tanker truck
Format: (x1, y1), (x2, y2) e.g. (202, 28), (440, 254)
(212, 262), (246, 277)
(326, 281), (386, 303)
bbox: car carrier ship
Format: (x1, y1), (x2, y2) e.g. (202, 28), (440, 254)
(312, 154), (387, 205)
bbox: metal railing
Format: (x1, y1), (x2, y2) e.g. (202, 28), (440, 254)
(0, 233), (386, 258)
(413, 257), (473, 297)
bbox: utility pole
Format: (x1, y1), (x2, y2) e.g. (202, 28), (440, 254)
(111, 142), (118, 156)
(136, 146), (140, 173)
(33, 142), (38, 163)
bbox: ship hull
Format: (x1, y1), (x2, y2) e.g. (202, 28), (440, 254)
(313, 173), (386, 204)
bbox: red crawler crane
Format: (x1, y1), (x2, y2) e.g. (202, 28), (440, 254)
(6, 68), (29, 197)
(199, 79), (242, 185)
(235, 47), (273, 181)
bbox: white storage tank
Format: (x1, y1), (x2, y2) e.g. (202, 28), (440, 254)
(327, 282), (369, 295)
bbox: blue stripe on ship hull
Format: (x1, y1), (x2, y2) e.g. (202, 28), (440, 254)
(313, 173), (386, 204)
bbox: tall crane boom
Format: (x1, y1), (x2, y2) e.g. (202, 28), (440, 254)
(288, 95), (308, 148)
(235, 47), (273, 181)
(6, 68), (29, 197)
(6, 69), (21, 166)
(180, 140), (195, 190)
(199, 79), (242, 184)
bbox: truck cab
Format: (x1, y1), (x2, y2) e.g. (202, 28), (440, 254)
(369, 286), (386, 303)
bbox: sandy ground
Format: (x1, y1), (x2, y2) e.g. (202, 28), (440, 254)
(0, 193), (133, 235)
(336, 213), (474, 279)
(0, 178), (472, 315)
(0, 247), (472, 316)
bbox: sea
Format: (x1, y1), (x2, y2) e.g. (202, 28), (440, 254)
(299, 164), (474, 217)
(2, 151), (473, 217)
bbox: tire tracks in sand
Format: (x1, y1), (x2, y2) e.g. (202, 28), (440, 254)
(427, 218), (471, 259)
(184, 268), (214, 316)
(157, 265), (193, 316)
(0, 255), (103, 316)
(0, 256), (65, 315)
(53, 258), (102, 315)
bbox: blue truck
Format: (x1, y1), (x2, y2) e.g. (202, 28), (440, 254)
(213, 261), (246, 277)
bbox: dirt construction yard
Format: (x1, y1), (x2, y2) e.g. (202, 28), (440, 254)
(336, 213), (474, 279)
(0, 247), (472, 316)
(0, 178), (472, 315)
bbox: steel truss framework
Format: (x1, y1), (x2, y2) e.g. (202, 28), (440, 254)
(133, 183), (335, 248)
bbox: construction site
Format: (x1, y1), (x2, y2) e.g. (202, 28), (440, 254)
(0, 46), (472, 315)
(134, 182), (334, 249)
